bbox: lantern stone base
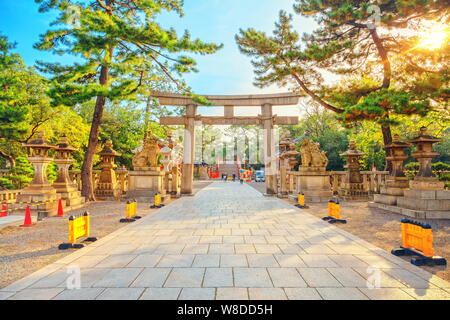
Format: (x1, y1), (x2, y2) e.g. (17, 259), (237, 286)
(369, 202), (449, 220)
(95, 183), (122, 201)
(370, 188), (450, 220)
(125, 169), (168, 202)
(373, 179), (409, 206)
(295, 171), (333, 202)
(16, 185), (61, 216)
(54, 183), (85, 210)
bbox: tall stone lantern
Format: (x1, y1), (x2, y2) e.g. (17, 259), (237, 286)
(95, 140), (122, 200)
(17, 132), (61, 215)
(374, 135), (411, 206)
(409, 127), (443, 190)
(396, 127), (449, 219)
(339, 141), (368, 200)
(53, 137), (85, 209)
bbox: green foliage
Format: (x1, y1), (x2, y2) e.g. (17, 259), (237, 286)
(405, 162), (419, 171)
(99, 103), (146, 169)
(46, 161), (58, 184)
(35, 0), (223, 109)
(432, 162), (450, 172)
(0, 34), (55, 166)
(236, 1), (449, 134)
(0, 178), (14, 190)
(2, 157), (34, 189)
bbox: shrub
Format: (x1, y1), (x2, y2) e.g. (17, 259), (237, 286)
(7, 157), (34, 189)
(47, 161), (58, 184)
(0, 178), (15, 190)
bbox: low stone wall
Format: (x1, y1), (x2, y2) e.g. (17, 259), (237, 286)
(69, 170), (129, 195)
(286, 171), (389, 196)
(0, 190), (21, 203)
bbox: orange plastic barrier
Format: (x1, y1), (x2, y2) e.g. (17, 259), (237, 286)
(294, 193), (309, 209)
(402, 220), (434, 257)
(392, 219), (446, 266)
(323, 200), (346, 224)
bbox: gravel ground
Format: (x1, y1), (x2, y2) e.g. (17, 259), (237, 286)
(248, 181), (450, 282)
(0, 181), (212, 289)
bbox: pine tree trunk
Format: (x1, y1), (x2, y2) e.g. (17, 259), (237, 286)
(0, 149), (15, 168)
(381, 124), (393, 172)
(81, 62), (110, 201)
(143, 96), (152, 141)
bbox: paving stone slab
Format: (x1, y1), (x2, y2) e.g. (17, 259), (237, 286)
(317, 288), (368, 300)
(8, 288), (64, 300)
(96, 288), (144, 300)
(53, 288), (105, 300)
(92, 268), (143, 288)
(216, 288), (249, 300)
(248, 288), (287, 300)
(284, 288), (322, 300)
(130, 268), (171, 288)
(234, 268), (273, 288)
(179, 288), (216, 300)
(164, 268), (205, 288)
(268, 268), (307, 288)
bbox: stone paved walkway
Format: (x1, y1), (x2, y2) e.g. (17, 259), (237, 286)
(1, 182), (449, 300)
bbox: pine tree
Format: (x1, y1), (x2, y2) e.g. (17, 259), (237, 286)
(1, 156), (35, 190)
(35, 0), (222, 200)
(0, 35), (52, 167)
(236, 1), (449, 151)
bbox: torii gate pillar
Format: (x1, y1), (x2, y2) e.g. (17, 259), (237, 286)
(262, 103), (277, 195)
(181, 104), (197, 195)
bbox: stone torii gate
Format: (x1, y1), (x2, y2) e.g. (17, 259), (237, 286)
(154, 92), (300, 195)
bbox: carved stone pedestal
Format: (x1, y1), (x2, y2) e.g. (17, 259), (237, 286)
(294, 139), (332, 202)
(296, 170), (333, 203)
(126, 168), (167, 202)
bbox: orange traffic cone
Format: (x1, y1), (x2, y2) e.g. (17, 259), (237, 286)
(0, 202), (7, 217)
(20, 206), (34, 227)
(57, 199), (64, 217)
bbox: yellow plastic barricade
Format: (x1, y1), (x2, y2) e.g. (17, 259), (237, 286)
(120, 200), (141, 223)
(392, 219), (446, 266)
(59, 212), (97, 250)
(323, 200), (346, 224)
(151, 193), (165, 209)
(295, 193), (309, 209)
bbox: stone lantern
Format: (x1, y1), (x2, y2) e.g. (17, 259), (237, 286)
(95, 140), (122, 200)
(160, 142), (173, 173)
(53, 137), (85, 209)
(396, 127), (449, 219)
(374, 135), (411, 207)
(409, 127), (443, 189)
(339, 141), (368, 200)
(17, 132), (61, 215)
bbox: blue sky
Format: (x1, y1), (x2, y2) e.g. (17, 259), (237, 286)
(0, 0), (317, 116)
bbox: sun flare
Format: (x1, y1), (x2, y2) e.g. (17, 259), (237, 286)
(417, 27), (449, 50)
